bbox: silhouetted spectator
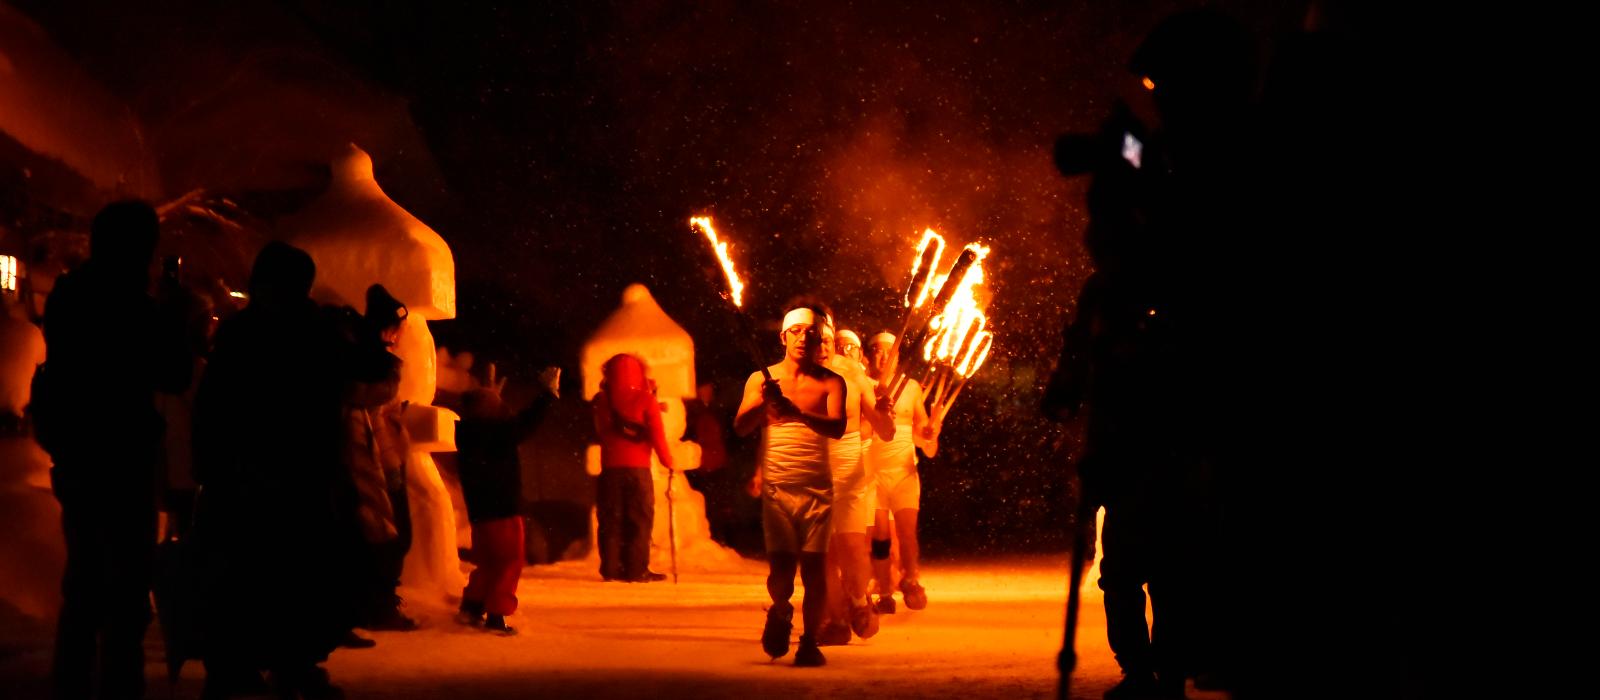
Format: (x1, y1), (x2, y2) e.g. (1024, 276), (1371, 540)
(342, 284), (418, 637)
(1046, 9), (1258, 698)
(30, 200), (192, 700)
(191, 241), (362, 698)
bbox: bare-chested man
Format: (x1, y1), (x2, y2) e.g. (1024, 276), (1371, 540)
(863, 332), (940, 613)
(816, 327), (896, 645)
(735, 300), (847, 667)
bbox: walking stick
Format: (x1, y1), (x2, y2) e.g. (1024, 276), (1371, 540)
(1058, 498), (1095, 699)
(666, 467), (679, 584)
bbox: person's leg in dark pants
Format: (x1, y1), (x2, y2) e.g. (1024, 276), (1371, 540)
(386, 482), (412, 591)
(622, 469), (655, 580)
(52, 493), (102, 700)
(1148, 493), (1196, 693)
(1099, 501), (1154, 679)
(101, 503), (156, 699)
(596, 469), (625, 580)
(364, 483), (414, 628)
(52, 469), (157, 700)
(1148, 571), (1191, 694)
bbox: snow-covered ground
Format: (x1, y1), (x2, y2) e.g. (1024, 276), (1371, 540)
(2, 553), (1229, 699)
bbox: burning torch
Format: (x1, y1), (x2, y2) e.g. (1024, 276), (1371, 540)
(927, 328), (993, 427)
(887, 241), (989, 405)
(880, 229), (945, 385)
(690, 216), (773, 384)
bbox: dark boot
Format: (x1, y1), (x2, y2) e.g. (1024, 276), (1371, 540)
(484, 613), (517, 636)
(1104, 672), (1158, 700)
(762, 601), (794, 659)
(793, 634), (826, 667)
(456, 600), (486, 627)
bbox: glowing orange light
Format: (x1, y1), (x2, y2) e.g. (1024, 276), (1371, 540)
(957, 332), (992, 378)
(908, 229), (947, 309)
(916, 241), (999, 422)
(0, 255), (16, 292)
(690, 216), (745, 307)
(1142, 76), (1156, 91)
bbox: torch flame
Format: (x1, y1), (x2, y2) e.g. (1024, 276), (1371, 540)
(919, 242), (990, 366)
(907, 229), (947, 309)
(957, 331), (992, 377)
(889, 235), (998, 409)
(922, 314), (944, 362)
(924, 243), (990, 308)
(691, 216), (745, 307)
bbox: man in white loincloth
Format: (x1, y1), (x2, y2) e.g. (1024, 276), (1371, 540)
(816, 326), (896, 645)
(863, 332), (940, 613)
(734, 299), (847, 667)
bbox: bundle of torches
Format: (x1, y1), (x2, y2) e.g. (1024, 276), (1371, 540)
(883, 229), (993, 426)
(691, 217), (995, 425)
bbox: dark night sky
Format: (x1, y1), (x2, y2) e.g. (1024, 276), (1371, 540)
(13, 0), (1312, 552)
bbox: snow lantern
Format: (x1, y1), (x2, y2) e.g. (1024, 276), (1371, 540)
(279, 144), (464, 594)
(0, 295), (59, 622)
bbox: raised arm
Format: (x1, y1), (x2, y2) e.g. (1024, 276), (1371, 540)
(511, 394), (555, 442)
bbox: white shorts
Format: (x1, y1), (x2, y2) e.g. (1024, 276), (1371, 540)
(829, 432), (874, 535)
(876, 468), (920, 513)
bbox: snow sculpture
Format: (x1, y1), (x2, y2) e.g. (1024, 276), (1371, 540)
(0, 296), (45, 419)
(581, 284), (744, 573)
(280, 144), (464, 595)
(0, 296), (60, 621)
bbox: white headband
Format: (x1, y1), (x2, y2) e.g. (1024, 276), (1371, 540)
(871, 332), (896, 345)
(781, 307), (834, 333)
(837, 330), (861, 346)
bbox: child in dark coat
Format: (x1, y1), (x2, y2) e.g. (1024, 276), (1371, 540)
(454, 363), (559, 635)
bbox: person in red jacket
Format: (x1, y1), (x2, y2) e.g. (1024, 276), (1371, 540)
(593, 354), (675, 582)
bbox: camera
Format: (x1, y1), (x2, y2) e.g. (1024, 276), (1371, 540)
(1053, 100), (1149, 177)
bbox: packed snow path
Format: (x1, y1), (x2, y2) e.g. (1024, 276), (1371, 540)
(4, 554), (1231, 698)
